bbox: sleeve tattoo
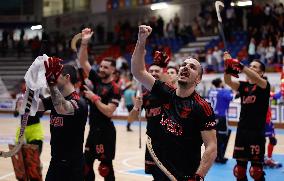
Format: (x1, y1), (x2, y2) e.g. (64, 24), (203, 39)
(49, 86), (75, 115)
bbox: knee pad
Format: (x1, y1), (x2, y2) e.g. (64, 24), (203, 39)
(249, 166), (263, 180)
(233, 164), (247, 179)
(269, 137), (277, 145)
(98, 163), (110, 178)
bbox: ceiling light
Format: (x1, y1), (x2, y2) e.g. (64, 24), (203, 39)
(31, 25), (42, 30)
(150, 2), (169, 10)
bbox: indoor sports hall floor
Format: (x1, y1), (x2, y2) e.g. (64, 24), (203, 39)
(0, 114), (284, 181)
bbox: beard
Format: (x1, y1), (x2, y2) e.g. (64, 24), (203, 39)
(98, 71), (110, 80)
(177, 79), (188, 88)
(177, 79), (195, 89)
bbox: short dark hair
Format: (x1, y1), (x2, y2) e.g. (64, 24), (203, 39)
(252, 59), (265, 72)
(167, 66), (178, 73)
(199, 65), (203, 80)
(103, 57), (116, 68)
(62, 65), (78, 84)
(212, 78), (222, 87)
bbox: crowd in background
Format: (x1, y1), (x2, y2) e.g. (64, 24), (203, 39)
(1, 2), (284, 96)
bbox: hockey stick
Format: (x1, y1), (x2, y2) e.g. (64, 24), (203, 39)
(136, 82), (142, 149)
(0, 89), (34, 158)
(146, 135), (177, 181)
(215, 1), (227, 50)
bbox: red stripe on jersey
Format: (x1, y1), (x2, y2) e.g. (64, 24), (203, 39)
(194, 94), (212, 116)
(71, 92), (80, 101)
(111, 81), (120, 95)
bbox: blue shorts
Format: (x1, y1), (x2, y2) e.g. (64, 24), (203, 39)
(265, 122), (275, 137)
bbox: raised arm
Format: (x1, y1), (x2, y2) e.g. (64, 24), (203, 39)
(223, 52), (240, 91)
(78, 28), (93, 77)
(224, 73), (240, 91)
(196, 129), (217, 178)
(131, 25), (155, 91)
(242, 66), (267, 89)
(49, 86), (75, 115)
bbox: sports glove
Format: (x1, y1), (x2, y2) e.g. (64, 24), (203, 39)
(44, 57), (63, 86)
(224, 58), (244, 78)
(153, 51), (170, 68)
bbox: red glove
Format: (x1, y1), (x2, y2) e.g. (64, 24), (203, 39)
(44, 57), (63, 86)
(224, 58), (244, 78)
(188, 174), (204, 181)
(153, 51), (170, 68)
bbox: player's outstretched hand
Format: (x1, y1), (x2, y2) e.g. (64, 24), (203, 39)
(138, 25), (152, 44)
(134, 96), (142, 110)
(81, 28), (93, 43)
(83, 85), (101, 103)
(44, 57), (63, 86)
(223, 52), (243, 78)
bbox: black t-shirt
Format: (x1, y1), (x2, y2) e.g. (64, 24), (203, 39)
(42, 92), (88, 160)
(142, 87), (164, 140)
(150, 80), (216, 176)
(88, 69), (121, 128)
(238, 81), (270, 131)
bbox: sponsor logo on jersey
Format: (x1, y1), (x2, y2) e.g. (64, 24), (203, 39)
(146, 107), (161, 117)
(160, 115), (183, 136)
(242, 95), (256, 104)
(50, 116), (64, 127)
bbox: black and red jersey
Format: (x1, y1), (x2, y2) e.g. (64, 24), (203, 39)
(88, 69), (121, 127)
(142, 87), (164, 140)
(150, 80), (216, 177)
(238, 81), (270, 131)
(42, 92), (88, 160)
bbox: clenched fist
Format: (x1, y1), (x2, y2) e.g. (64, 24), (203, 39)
(138, 25), (152, 44)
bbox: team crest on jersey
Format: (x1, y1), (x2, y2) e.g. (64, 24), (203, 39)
(180, 107), (191, 118)
(100, 87), (108, 96)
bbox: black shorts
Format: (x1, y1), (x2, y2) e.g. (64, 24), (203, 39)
(85, 123), (116, 161)
(216, 116), (228, 134)
(149, 137), (200, 180)
(45, 157), (84, 181)
(233, 129), (265, 162)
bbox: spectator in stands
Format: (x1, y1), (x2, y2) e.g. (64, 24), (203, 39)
(157, 15), (164, 38)
(265, 40), (276, 64)
(248, 38), (256, 62)
(257, 40), (266, 63)
(166, 19), (175, 38)
(212, 46), (223, 72)
(173, 13), (180, 37)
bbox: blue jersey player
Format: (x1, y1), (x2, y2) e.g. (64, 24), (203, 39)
(208, 78), (233, 163)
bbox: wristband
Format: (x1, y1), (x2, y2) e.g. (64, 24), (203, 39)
(91, 94), (101, 103)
